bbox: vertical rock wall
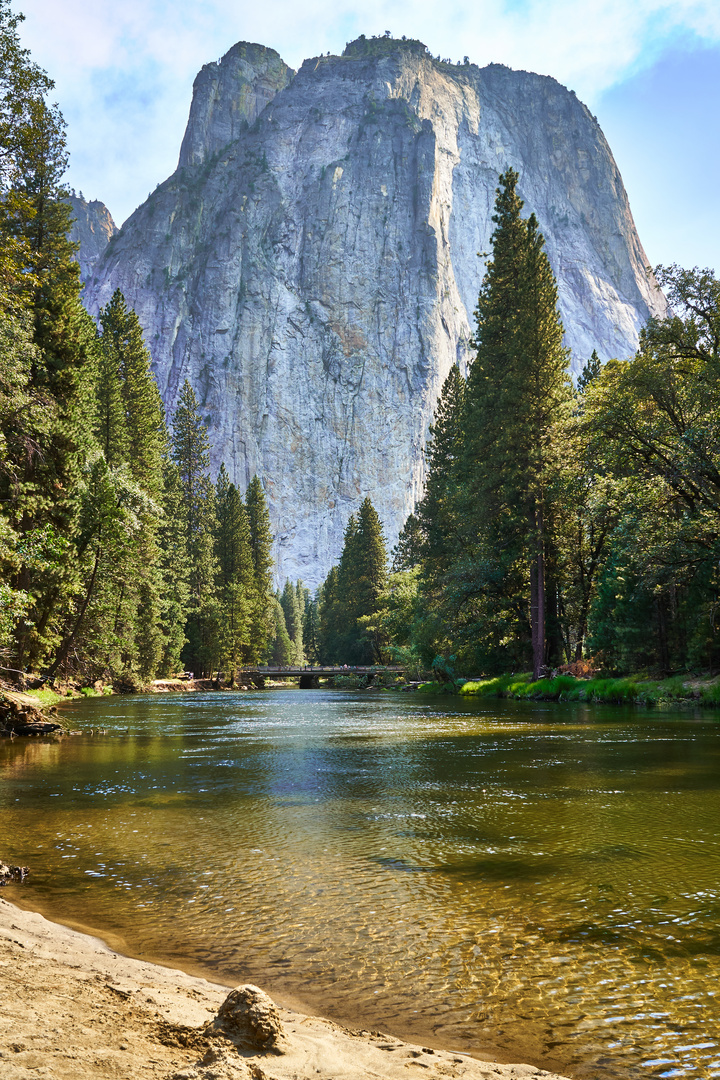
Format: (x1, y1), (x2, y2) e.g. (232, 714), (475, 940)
(83, 37), (666, 586)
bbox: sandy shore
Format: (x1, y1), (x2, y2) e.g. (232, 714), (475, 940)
(0, 896), (573, 1080)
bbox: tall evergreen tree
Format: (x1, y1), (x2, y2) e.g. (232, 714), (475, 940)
(302, 589), (320, 664)
(245, 475), (273, 661)
(416, 364), (466, 585)
(156, 456), (189, 676)
(280, 579), (304, 664)
(268, 594), (294, 666)
(215, 464), (254, 678)
(320, 500), (388, 663)
(463, 168), (571, 677)
(171, 380), (218, 675)
(0, 29), (99, 671)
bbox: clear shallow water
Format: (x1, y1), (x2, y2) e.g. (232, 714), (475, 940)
(2, 690), (720, 1079)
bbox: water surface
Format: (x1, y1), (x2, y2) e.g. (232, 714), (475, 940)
(1, 689), (719, 1079)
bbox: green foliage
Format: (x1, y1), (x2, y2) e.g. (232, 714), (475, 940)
(280, 579), (304, 664)
(302, 589), (320, 663)
(459, 672), (720, 707)
(215, 464), (254, 676)
(244, 475), (274, 661)
(267, 594), (294, 666)
(581, 265), (720, 676)
(318, 498), (389, 663)
(171, 381), (219, 676)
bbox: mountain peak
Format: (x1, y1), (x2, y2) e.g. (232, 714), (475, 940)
(178, 41), (294, 168)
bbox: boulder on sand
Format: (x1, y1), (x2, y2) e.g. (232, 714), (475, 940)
(209, 984), (285, 1053)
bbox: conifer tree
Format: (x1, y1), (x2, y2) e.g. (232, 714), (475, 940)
(321, 500), (388, 663)
(268, 594), (294, 666)
(157, 456), (189, 675)
(391, 512), (424, 572)
(215, 464), (254, 678)
(245, 475), (273, 660)
(99, 289), (166, 496)
(317, 566), (341, 663)
(302, 590), (320, 663)
(171, 380), (219, 675)
(416, 364), (466, 585)
(463, 169), (571, 677)
(577, 349), (602, 395)
(352, 498), (388, 626)
(280, 579), (304, 664)
(3, 74), (99, 670)
(94, 339), (128, 467)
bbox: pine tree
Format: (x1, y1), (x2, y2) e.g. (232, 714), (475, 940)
(99, 290), (165, 497)
(215, 464), (254, 678)
(317, 566), (341, 663)
(391, 512), (424, 572)
(325, 500), (389, 663)
(302, 589), (320, 663)
(268, 594), (294, 666)
(94, 338), (128, 467)
(463, 169), (571, 677)
(157, 456), (189, 675)
(353, 498), (388, 624)
(244, 475), (273, 661)
(416, 364), (466, 585)
(170, 381), (219, 675)
(577, 349), (602, 395)
(280, 579), (304, 664)
(2, 72), (99, 671)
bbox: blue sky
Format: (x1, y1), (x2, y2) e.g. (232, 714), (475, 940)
(19, 0), (720, 270)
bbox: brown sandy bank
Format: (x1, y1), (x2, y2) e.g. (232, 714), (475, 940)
(0, 897), (572, 1080)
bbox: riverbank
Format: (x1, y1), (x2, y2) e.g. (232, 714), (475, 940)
(0, 895), (570, 1080)
(414, 672), (720, 708)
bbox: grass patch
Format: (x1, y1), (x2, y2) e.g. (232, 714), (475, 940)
(417, 680), (457, 694)
(25, 687), (65, 707)
(460, 672), (720, 707)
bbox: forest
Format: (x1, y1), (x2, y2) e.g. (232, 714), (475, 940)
(1, 0), (719, 687)
(313, 173), (720, 684)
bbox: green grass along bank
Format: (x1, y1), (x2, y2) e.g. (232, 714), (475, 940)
(414, 672), (720, 707)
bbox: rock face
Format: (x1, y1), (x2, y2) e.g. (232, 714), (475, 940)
(179, 42), (294, 168)
(67, 195), (118, 285)
(83, 36), (666, 586)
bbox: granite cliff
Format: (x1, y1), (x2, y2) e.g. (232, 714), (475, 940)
(83, 35), (665, 586)
(68, 195), (117, 284)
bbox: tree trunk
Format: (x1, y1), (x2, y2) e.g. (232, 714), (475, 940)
(531, 505), (545, 680)
(47, 547), (101, 679)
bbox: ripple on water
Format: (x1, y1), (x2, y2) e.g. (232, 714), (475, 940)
(2, 690), (720, 1079)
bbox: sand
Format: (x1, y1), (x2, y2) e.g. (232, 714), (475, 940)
(0, 896), (572, 1080)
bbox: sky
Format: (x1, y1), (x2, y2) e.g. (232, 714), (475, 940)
(17, 0), (720, 271)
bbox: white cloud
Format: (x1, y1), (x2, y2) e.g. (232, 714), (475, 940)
(16, 0), (720, 223)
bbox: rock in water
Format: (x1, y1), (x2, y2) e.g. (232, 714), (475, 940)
(83, 36), (666, 586)
(211, 984), (284, 1052)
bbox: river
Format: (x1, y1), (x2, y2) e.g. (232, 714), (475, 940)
(1, 689), (719, 1079)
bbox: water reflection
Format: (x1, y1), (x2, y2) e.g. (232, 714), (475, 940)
(1, 690), (720, 1078)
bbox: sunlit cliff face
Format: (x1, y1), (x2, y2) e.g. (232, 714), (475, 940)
(81, 37), (665, 586)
